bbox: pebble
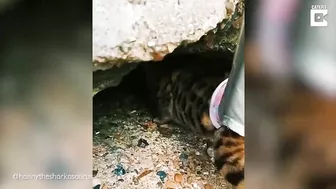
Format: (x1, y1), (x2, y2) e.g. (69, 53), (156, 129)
(158, 126), (173, 137)
(113, 164), (126, 176)
(179, 152), (189, 162)
(156, 171), (167, 182)
(192, 181), (204, 189)
(165, 180), (179, 188)
(133, 177), (140, 185)
(204, 183), (214, 189)
(136, 169), (153, 180)
(187, 176), (193, 184)
(93, 169), (98, 177)
(143, 121), (158, 131)
(157, 182), (163, 187)
(137, 138), (149, 148)
(101, 184), (110, 189)
(206, 147), (214, 158)
(93, 184), (100, 189)
(174, 173), (183, 183)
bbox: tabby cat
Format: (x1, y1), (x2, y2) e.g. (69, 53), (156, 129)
(143, 52), (245, 187)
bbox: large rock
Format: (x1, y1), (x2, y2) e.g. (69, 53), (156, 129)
(93, 0), (241, 70)
(93, 0), (244, 94)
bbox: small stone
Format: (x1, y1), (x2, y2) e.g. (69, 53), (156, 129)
(187, 176), (193, 184)
(174, 173), (183, 183)
(179, 152), (189, 161)
(204, 183), (214, 189)
(165, 180), (178, 188)
(157, 182), (163, 187)
(158, 126), (173, 137)
(136, 169), (153, 180)
(101, 184), (110, 189)
(142, 121), (157, 131)
(93, 169), (98, 177)
(192, 181), (204, 189)
(195, 151), (200, 156)
(137, 138), (149, 148)
(133, 177), (140, 185)
(113, 164), (126, 176)
(206, 147), (215, 158)
(156, 171), (167, 182)
(173, 159), (180, 167)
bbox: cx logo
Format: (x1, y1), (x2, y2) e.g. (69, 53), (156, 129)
(310, 7), (328, 27)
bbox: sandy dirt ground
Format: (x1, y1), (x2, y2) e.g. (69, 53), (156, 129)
(93, 86), (234, 189)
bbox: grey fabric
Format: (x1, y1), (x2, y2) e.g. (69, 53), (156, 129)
(218, 22), (245, 136)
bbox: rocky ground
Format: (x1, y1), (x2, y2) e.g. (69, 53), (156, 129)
(92, 85), (234, 189)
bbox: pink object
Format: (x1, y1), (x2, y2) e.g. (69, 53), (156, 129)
(209, 78), (229, 129)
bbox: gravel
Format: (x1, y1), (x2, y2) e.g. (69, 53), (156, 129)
(93, 88), (234, 189)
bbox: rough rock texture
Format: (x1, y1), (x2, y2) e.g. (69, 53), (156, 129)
(93, 0), (244, 94)
(93, 0), (241, 69)
(176, 0), (244, 54)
